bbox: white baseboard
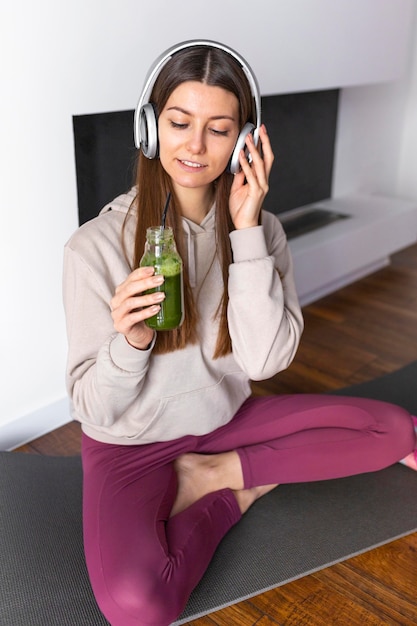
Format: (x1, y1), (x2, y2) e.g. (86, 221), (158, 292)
(0, 397), (72, 451)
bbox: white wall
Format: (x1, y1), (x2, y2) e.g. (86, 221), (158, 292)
(333, 2), (417, 199)
(1, 0), (416, 448)
(332, 81), (410, 198)
(398, 8), (417, 200)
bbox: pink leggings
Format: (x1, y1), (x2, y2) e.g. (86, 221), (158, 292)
(81, 394), (415, 626)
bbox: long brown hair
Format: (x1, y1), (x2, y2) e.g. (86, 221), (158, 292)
(125, 45), (256, 356)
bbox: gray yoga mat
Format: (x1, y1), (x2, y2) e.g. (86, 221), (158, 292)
(1, 360), (416, 626)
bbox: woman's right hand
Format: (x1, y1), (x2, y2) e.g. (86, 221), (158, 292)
(110, 266), (165, 350)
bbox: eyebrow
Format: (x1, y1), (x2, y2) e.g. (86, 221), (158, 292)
(166, 106), (237, 122)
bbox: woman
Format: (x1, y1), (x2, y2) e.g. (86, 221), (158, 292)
(64, 41), (416, 626)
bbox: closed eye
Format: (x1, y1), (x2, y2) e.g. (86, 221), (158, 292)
(210, 128), (229, 136)
(170, 121), (188, 129)
(169, 120), (230, 136)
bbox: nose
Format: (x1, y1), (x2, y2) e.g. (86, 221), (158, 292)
(186, 127), (206, 155)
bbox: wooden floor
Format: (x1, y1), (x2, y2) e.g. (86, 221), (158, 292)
(17, 243), (417, 625)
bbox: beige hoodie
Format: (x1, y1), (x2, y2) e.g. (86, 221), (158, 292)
(63, 188), (304, 445)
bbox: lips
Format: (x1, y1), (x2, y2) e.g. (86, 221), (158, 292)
(178, 159), (206, 169)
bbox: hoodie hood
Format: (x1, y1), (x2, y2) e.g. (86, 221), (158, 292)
(182, 205), (216, 288)
(99, 187), (137, 216)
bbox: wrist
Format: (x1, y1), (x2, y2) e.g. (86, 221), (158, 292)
(233, 221), (258, 230)
(125, 332), (155, 351)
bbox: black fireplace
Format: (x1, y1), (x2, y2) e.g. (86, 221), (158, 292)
(73, 88), (341, 237)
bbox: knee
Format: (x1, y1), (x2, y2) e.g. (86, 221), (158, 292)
(99, 571), (185, 626)
(378, 402), (416, 460)
(398, 410), (417, 454)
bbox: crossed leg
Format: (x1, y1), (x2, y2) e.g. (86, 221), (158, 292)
(171, 394), (415, 516)
(81, 394), (415, 625)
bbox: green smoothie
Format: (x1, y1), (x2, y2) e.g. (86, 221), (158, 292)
(140, 227), (184, 331)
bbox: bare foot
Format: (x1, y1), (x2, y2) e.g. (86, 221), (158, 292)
(169, 452), (278, 517)
(170, 451), (243, 517)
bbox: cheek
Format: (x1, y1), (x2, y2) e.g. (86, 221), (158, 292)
(217, 138), (238, 169)
(157, 129), (176, 170)
(157, 126), (172, 152)
(224, 129), (240, 157)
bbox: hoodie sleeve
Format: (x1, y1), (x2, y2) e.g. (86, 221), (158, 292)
(228, 212), (304, 381)
(63, 235), (154, 430)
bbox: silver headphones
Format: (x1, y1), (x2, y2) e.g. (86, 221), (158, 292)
(133, 39), (261, 175)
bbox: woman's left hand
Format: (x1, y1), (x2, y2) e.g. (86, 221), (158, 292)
(229, 124), (274, 230)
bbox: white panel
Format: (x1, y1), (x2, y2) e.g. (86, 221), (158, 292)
(332, 81), (410, 197)
(288, 195), (417, 305)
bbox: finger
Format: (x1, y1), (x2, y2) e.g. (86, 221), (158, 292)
(112, 289), (165, 320)
(240, 140), (268, 192)
(230, 166), (245, 191)
(238, 143), (258, 178)
(113, 307), (159, 340)
(111, 293), (165, 337)
(117, 300), (162, 326)
(258, 124), (275, 177)
(111, 273), (164, 310)
(114, 266), (156, 297)
(244, 131), (273, 191)
(246, 126), (273, 178)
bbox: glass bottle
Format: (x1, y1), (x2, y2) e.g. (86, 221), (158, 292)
(140, 227), (184, 331)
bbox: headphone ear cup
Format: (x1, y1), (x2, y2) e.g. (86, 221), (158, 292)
(228, 122), (256, 175)
(139, 102), (158, 159)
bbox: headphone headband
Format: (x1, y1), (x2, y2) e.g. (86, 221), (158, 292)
(134, 40), (261, 173)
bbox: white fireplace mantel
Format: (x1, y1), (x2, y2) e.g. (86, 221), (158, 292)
(285, 194), (417, 306)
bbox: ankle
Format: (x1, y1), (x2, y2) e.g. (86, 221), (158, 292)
(200, 454), (236, 492)
(234, 483), (278, 515)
